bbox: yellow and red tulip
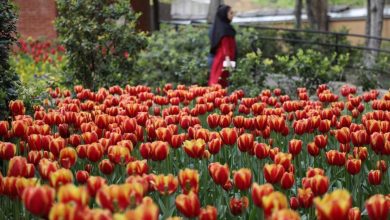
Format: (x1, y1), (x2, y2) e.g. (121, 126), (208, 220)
(233, 168), (252, 191)
(199, 205), (217, 220)
(365, 194), (390, 220)
(264, 163), (285, 184)
(262, 192), (288, 217)
(252, 183), (274, 208)
(151, 174), (179, 195)
(314, 189), (352, 220)
(208, 162), (230, 186)
(229, 196), (249, 216)
(22, 185), (54, 217)
(175, 191), (201, 218)
(183, 139), (206, 159)
(178, 168), (199, 194)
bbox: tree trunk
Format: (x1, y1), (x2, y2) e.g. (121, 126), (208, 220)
(207, 0), (224, 23)
(153, 0), (160, 31)
(294, 0), (303, 29)
(306, 0), (328, 31)
(364, 0), (385, 68)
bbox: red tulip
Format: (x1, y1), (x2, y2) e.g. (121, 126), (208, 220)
(314, 189), (352, 220)
(208, 138), (222, 155)
(178, 168), (199, 194)
(251, 183), (274, 208)
(263, 163), (285, 184)
(346, 159), (362, 175)
(262, 192), (288, 217)
(175, 192), (201, 218)
(348, 207), (361, 220)
(233, 168), (252, 191)
(183, 139), (206, 159)
(49, 168), (73, 188)
(126, 160), (148, 176)
(229, 196), (249, 216)
(237, 133), (254, 153)
(76, 170), (90, 184)
(86, 143), (104, 162)
(7, 156), (27, 177)
(368, 170), (382, 185)
(9, 100), (25, 116)
(59, 147), (77, 169)
(22, 185), (55, 217)
(253, 142), (270, 159)
(326, 150), (346, 166)
(370, 132), (385, 154)
(171, 134), (187, 149)
(151, 174), (178, 195)
(208, 162), (229, 186)
(309, 175), (329, 196)
(365, 194), (390, 220)
(290, 196), (300, 210)
(274, 152), (293, 170)
(280, 172), (294, 189)
(199, 205), (217, 220)
(219, 128), (238, 146)
(288, 139), (302, 156)
(87, 176), (107, 197)
(298, 188), (314, 208)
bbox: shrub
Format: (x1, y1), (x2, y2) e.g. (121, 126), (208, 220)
(55, 0), (147, 89)
(134, 25), (209, 87)
(229, 50), (273, 96)
(0, 1), (19, 119)
(275, 49), (349, 92)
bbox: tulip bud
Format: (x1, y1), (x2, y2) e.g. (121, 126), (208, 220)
(280, 172), (294, 189)
(346, 159), (362, 175)
(368, 170), (382, 185)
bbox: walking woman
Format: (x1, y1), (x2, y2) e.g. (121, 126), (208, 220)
(208, 4), (236, 88)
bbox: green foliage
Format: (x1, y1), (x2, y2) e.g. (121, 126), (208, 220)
(281, 28), (352, 57)
(235, 27), (281, 59)
(275, 49), (350, 92)
(354, 55), (390, 91)
(55, 0), (147, 89)
(133, 24), (280, 88)
(10, 39), (67, 88)
(229, 50), (273, 96)
(251, 0), (365, 8)
(134, 25), (209, 87)
(0, 1), (19, 119)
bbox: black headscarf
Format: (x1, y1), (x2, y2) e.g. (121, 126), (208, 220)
(210, 5), (236, 55)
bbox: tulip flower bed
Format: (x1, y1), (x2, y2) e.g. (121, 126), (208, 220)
(0, 83), (389, 220)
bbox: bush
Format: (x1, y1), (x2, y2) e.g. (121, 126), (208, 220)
(134, 24), (280, 88)
(235, 27), (281, 59)
(56, 0), (147, 89)
(229, 50), (273, 96)
(0, 1), (19, 119)
(275, 49), (350, 92)
(134, 25), (209, 87)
